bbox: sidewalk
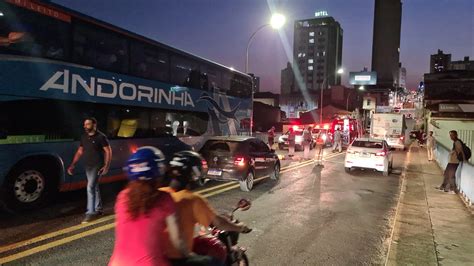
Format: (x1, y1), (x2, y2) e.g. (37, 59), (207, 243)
(387, 145), (474, 265)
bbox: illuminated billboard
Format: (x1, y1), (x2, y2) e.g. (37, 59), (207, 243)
(349, 71), (377, 85)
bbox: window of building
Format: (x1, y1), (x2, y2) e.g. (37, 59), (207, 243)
(73, 21), (129, 73)
(309, 38), (314, 44)
(0, 4), (70, 60)
(318, 31), (324, 36)
(318, 38), (325, 43)
(308, 59), (314, 64)
(307, 83), (312, 89)
(309, 32), (315, 37)
(130, 41), (169, 82)
(308, 65), (313, 70)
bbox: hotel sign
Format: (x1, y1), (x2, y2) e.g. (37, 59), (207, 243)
(315, 11), (329, 17)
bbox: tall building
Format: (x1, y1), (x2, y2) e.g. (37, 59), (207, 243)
(248, 73), (260, 93)
(280, 62), (294, 95)
(371, 0), (402, 90)
(430, 49), (451, 73)
(293, 13), (343, 91)
(398, 63), (406, 89)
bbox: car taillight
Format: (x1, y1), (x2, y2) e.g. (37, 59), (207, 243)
(376, 151), (386, 156)
(234, 157), (245, 166)
(201, 159), (208, 169)
(400, 136), (405, 140)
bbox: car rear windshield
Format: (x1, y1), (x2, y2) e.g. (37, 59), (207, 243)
(352, 141), (383, 149)
(201, 140), (241, 153)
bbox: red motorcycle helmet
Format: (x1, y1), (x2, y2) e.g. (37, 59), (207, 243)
(193, 235), (227, 263)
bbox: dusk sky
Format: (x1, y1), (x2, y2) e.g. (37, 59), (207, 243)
(54, 0), (473, 93)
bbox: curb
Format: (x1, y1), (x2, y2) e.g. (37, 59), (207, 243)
(384, 144), (411, 266)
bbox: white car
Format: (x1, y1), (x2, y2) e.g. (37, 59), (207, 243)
(344, 138), (393, 176)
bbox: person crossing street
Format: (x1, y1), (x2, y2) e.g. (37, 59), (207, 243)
(332, 127), (343, 153)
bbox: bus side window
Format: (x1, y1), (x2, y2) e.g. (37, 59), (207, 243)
(170, 54), (199, 87)
(106, 107), (150, 139)
(73, 21), (128, 74)
(0, 3), (70, 60)
(130, 41), (169, 82)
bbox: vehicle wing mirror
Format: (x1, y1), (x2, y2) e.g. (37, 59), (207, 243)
(236, 199), (251, 211)
(270, 148), (275, 153)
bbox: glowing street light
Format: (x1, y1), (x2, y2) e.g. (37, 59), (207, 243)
(270, 13), (286, 30)
(246, 12), (286, 135)
(245, 13), (286, 73)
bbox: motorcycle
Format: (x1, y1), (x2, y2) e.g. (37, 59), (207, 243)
(193, 199), (252, 266)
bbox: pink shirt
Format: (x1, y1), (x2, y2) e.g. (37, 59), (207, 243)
(109, 189), (175, 266)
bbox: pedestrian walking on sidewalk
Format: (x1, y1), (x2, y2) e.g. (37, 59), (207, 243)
(267, 126), (276, 149)
(67, 118), (112, 223)
(314, 133), (325, 165)
(437, 130), (465, 194)
(303, 126), (312, 160)
(332, 127), (343, 153)
(425, 131), (436, 161)
(288, 128), (296, 157)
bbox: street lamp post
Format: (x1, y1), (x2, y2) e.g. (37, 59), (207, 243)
(320, 68), (343, 123)
(246, 13), (285, 135)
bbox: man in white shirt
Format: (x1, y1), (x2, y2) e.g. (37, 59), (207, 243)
(425, 131), (436, 161)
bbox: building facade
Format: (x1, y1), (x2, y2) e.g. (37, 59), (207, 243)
(371, 0), (402, 90)
(248, 73), (260, 93)
(293, 14), (343, 91)
(430, 50), (474, 73)
(430, 49), (452, 73)
(280, 62), (294, 95)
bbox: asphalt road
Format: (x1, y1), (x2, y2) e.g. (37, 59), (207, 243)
(0, 149), (406, 265)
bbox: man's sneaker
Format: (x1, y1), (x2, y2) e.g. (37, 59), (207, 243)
(82, 214), (96, 224)
(445, 190), (456, 195)
(96, 210), (104, 216)
(435, 186), (444, 191)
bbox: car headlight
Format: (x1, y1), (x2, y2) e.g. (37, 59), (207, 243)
(322, 134), (327, 141)
(279, 136), (284, 142)
(295, 136), (303, 143)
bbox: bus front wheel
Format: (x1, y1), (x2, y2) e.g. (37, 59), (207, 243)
(3, 160), (58, 211)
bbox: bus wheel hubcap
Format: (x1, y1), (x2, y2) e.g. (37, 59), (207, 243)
(14, 170), (45, 203)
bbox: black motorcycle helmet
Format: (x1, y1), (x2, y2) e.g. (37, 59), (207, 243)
(168, 150), (205, 187)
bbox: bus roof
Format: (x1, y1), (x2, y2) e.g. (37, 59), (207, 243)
(25, 1), (250, 78)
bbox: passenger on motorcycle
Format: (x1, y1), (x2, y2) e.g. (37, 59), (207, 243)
(161, 151), (251, 266)
(109, 147), (188, 266)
